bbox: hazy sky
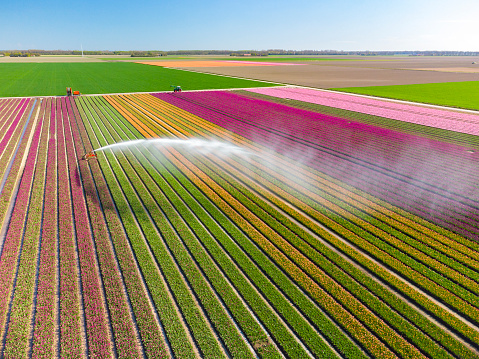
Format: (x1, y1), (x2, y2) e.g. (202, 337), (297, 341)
(1, 0), (478, 51)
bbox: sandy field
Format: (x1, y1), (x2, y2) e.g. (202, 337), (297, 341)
(183, 56), (479, 88)
(137, 60), (301, 67)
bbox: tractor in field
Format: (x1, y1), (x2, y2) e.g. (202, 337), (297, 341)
(172, 85), (182, 92)
(66, 87), (81, 96)
(82, 151), (97, 161)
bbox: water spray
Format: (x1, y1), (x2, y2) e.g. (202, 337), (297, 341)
(91, 137), (252, 158)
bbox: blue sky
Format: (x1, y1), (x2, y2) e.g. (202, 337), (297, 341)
(1, 0), (478, 51)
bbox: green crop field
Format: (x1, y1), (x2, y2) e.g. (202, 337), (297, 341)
(333, 81), (479, 111)
(0, 62), (275, 97)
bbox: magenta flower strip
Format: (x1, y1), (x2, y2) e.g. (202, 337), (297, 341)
(31, 99), (59, 358)
(65, 97), (142, 358)
(0, 99), (29, 156)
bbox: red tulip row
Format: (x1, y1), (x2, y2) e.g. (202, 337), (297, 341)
(58, 97), (114, 358)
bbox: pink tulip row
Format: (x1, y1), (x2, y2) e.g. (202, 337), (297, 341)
(65, 97), (143, 358)
(246, 87), (479, 136)
(0, 100), (42, 356)
(155, 91), (479, 239)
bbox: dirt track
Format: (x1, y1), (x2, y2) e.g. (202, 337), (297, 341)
(182, 56), (479, 88)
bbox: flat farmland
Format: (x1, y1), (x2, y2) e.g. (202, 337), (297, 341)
(0, 88), (478, 358)
(185, 56), (479, 88)
(0, 62), (274, 97)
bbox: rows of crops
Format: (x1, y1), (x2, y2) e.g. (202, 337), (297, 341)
(0, 90), (478, 358)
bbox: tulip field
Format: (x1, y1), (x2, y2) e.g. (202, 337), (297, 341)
(0, 88), (478, 358)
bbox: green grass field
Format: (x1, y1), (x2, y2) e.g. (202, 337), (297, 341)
(0, 62), (275, 97)
(333, 81), (479, 111)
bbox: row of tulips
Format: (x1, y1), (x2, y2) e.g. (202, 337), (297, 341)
(155, 91), (479, 239)
(76, 95), (172, 358)
(246, 87), (479, 135)
(30, 99), (59, 358)
(88, 96), (348, 354)
(2, 99), (47, 358)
